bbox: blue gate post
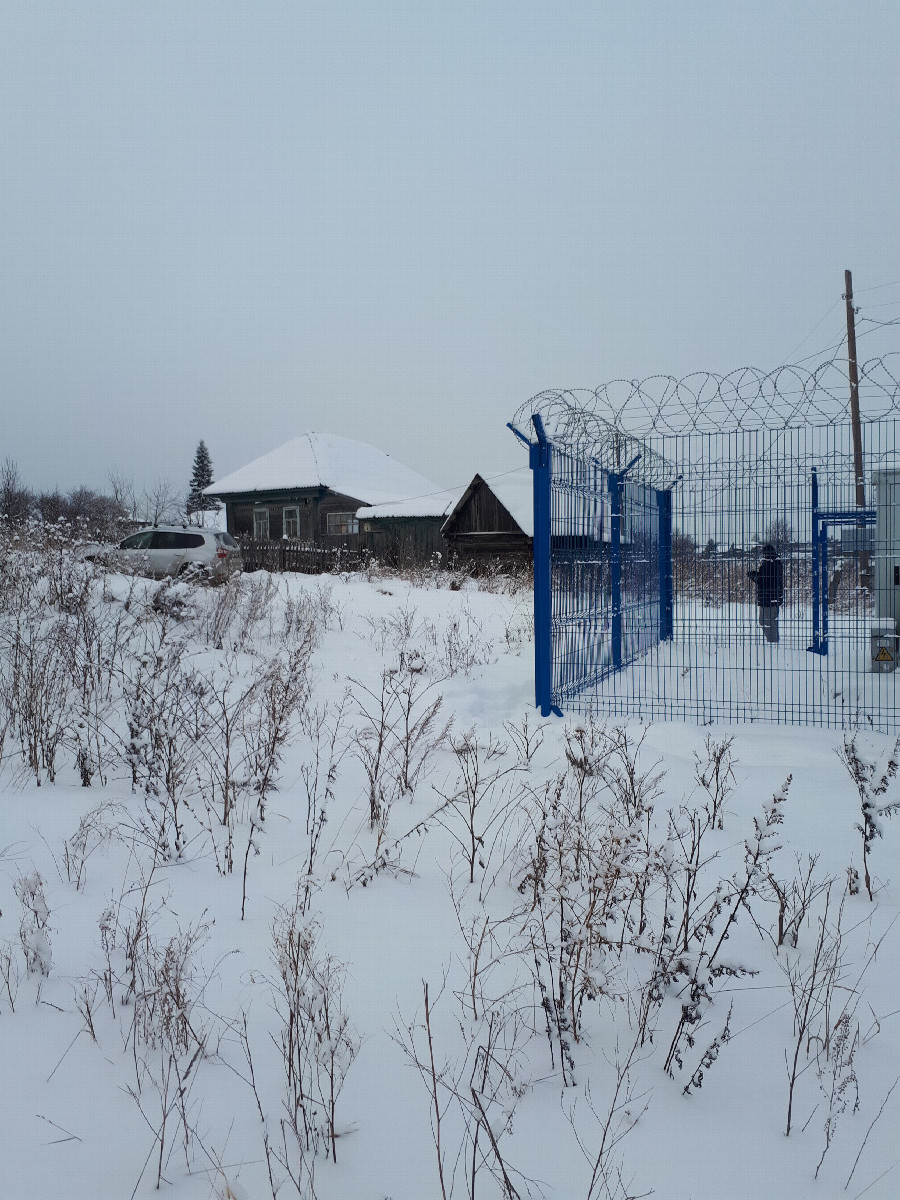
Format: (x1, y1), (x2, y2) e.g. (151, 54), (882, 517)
(657, 487), (674, 640)
(608, 470), (623, 670)
(820, 519), (830, 652)
(530, 414), (554, 715)
(809, 468), (825, 655)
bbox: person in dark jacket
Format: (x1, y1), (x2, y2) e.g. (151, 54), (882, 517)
(748, 544), (784, 643)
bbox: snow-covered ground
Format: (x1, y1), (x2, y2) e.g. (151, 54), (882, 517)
(0, 556), (898, 1200)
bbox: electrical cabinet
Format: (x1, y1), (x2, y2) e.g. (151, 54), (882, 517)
(873, 469), (900, 630)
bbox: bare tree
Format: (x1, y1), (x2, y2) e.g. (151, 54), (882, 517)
(758, 518), (792, 554)
(108, 470), (140, 522)
(0, 458), (33, 525)
(140, 478), (183, 526)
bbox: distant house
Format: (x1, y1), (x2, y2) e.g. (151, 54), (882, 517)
(204, 433), (441, 544)
(357, 488), (459, 566)
(441, 472), (533, 566)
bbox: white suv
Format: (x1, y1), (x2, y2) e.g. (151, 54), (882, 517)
(84, 525), (242, 581)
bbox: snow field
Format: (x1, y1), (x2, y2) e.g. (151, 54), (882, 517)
(0, 553), (897, 1200)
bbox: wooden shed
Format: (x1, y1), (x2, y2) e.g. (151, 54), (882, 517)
(441, 472), (533, 567)
(356, 488), (459, 567)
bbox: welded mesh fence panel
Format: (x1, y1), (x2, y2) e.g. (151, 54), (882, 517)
(620, 478), (662, 665)
(566, 420), (899, 731)
(548, 446), (608, 703)
(548, 444), (663, 705)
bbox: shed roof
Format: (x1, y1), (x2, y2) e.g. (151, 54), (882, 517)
(357, 488), (460, 520)
(205, 432), (441, 507)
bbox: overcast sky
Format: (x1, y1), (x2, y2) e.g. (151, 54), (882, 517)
(2, 1), (899, 500)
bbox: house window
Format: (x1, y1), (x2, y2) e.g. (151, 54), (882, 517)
(253, 509), (270, 539)
(283, 506), (300, 539)
(326, 511), (359, 536)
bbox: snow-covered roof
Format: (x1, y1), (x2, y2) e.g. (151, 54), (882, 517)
(488, 472), (534, 536)
(205, 433), (441, 508)
(442, 471), (534, 538)
(357, 488), (461, 520)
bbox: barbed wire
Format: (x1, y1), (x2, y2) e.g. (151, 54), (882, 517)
(512, 353), (900, 447)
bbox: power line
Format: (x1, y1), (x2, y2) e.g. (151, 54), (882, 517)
(782, 299), (842, 363)
(856, 278), (900, 293)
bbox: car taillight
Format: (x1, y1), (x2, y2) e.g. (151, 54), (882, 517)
(216, 548), (228, 559)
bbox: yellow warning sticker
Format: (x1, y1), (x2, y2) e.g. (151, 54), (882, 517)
(875, 646), (894, 662)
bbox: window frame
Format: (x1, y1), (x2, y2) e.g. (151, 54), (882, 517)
(253, 508), (270, 539)
(326, 511), (359, 536)
(119, 531), (154, 550)
(282, 505), (300, 540)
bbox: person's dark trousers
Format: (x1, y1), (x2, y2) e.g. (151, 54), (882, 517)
(758, 604), (780, 643)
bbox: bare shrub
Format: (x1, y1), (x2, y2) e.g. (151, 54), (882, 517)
(763, 854), (831, 949)
(191, 667), (257, 874)
(357, 600), (435, 670)
(680, 1002), (734, 1096)
(0, 612), (71, 785)
(304, 579), (345, 633)
(597, 725), (663, 827)
(118, 914), (214, 1191)
(430, 734), (523, 892)
(201, 577), (243, 650)
(124, 649), (198, 863)
(837, 733), (900, 901)
(295, 696), (351, 914)
(781, 886), (847, 1137)
(514, 722), (671, 1080)
(60, 590), (139, 786)
(240, 648), (312, 918)
(661, 779), (789, 1079)
(565, 1033), (652, 1200)
(62, 800), (125, 891)
(437, 600), (494, 677)
(198, 573), (281, 652)
(271, 887), (360, 1165)
(352, 666), (450, 846)
(693, 734), (736, 830)
(503, 712), (544, 771)
(497, 592), (534, 655)
(392, 976), (535, 1200)
(0, 941), (21, 1012)
(815, 1007), (859, 1178)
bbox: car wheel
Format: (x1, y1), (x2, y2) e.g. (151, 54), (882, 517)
(181, 562), (212, 583)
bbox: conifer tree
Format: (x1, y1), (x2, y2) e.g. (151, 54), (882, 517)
(187, 440), (219, 519)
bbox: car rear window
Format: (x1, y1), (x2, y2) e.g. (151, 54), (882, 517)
(151, 531), (206, 549)
(215, 532), (238, 548)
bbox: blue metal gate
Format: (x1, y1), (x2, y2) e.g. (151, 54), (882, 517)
(514, 415), (673, 717)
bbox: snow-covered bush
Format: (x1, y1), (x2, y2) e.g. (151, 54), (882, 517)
(15, 870), (52, 979)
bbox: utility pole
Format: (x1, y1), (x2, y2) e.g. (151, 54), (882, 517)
(844, 269), (870, 590)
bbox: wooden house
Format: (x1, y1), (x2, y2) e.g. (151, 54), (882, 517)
(441, 472), (533, 566)
(204, 432), (441, 546)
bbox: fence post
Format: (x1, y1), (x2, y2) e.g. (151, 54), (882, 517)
(809, 468), (825, 655)
(531, 415), (554, 715)
(609, 471), (623, 670)
(657, 487), (674, 640)
(820, 520), (830, 652)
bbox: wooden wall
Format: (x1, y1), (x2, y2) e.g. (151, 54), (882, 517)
(224, 488), (365, 541)
(442, 478), (532, 567)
